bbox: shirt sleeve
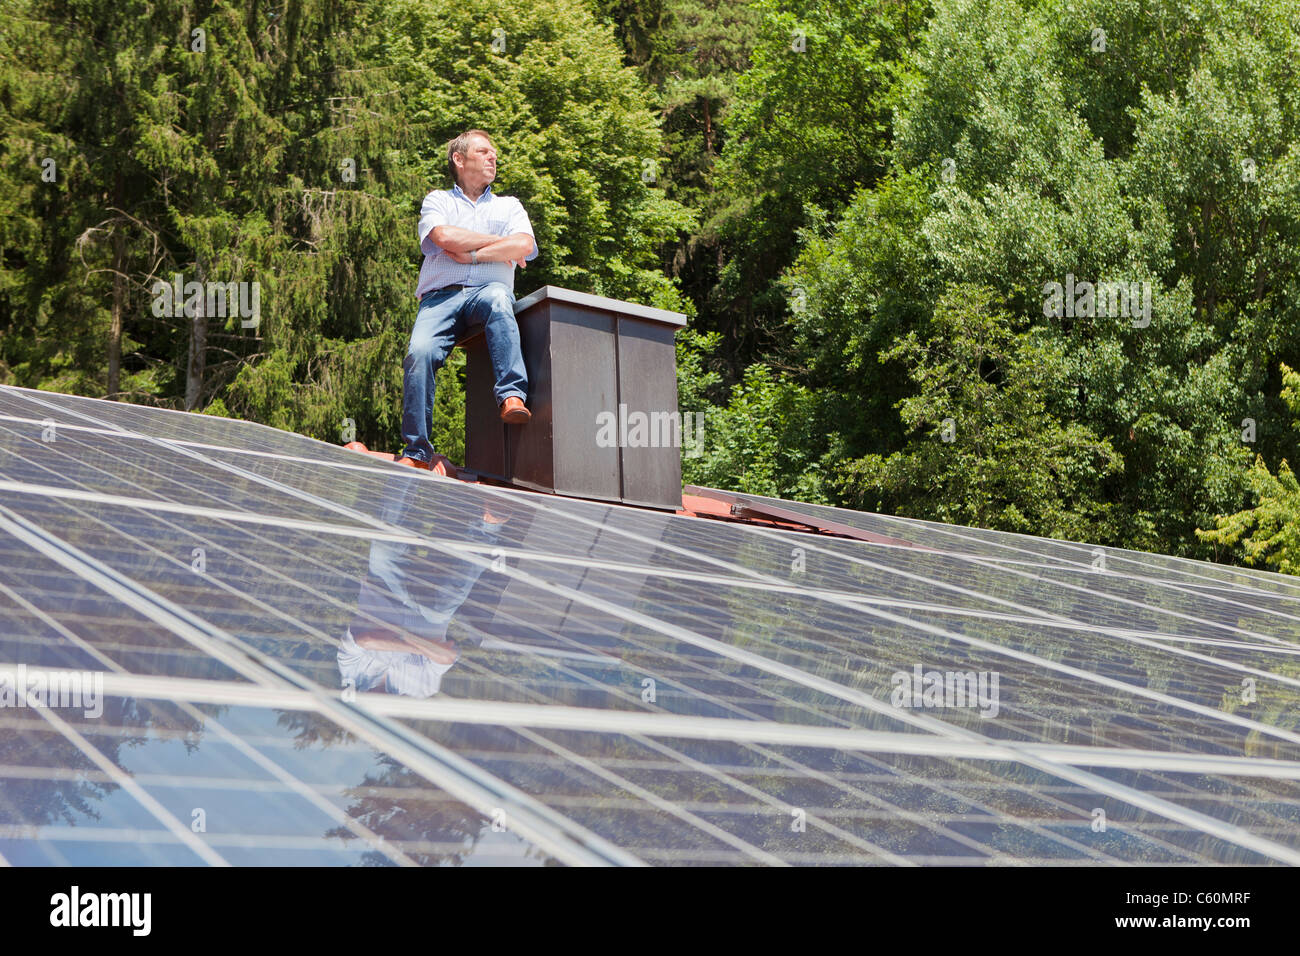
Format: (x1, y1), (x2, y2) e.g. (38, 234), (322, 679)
(418, 191), (449, 257)
(507, 199), (539, 261)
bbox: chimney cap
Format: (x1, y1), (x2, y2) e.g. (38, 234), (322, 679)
(514, 285), (687, 327)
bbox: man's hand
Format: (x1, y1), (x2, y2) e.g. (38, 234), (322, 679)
(446, 249), (528, 269)
(429, 225), (500, 253)
(445, 233), (532, 269)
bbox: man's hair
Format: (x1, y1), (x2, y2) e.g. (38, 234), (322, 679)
(447, 129), (493, 184)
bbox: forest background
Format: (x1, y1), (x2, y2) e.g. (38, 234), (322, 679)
(4, 0), (1300, 571)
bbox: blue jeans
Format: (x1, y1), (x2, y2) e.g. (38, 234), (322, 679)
(400, 282), (528, 463)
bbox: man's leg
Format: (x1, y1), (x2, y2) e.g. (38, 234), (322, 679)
(399, 290), (465, 463)
(461, 282), (528, 406)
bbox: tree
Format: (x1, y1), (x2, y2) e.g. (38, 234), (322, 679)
(840, 284), (1122, 539)
(1198, 363), (1300, 574)
(704, 0), (929, 372)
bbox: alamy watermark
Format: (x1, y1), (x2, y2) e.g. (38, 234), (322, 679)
(891, 664), (1000, 718)
(50, 886), (150, 936)
(1043, 273), (1150, 327)
(151, 273), (261, 329)
(0, 665), (103, 719)
(595, 405), (706, 458)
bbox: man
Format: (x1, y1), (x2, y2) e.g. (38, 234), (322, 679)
(396, 129), (539, 475)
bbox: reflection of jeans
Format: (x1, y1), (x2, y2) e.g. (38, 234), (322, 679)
(368, 473), (503, 634)
(365, 516), (502, 634)
(400, 282), (528, 463)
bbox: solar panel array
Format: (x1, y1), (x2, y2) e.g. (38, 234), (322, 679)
(1, 383), (1298, 866)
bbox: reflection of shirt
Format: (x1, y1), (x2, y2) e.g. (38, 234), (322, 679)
(337, 625), (454, 697)
(416, 183), (539, 298)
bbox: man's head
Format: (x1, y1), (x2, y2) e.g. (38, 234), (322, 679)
(447, 129), (497, 192)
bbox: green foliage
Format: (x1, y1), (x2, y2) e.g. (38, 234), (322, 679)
(705, 0), (929, 367)
(2, 0), (692, 465)
(9, 0), (1300, 571)
(840, 285), (1122, 538)
(1198, 363), (1300, 573)
(762, 0), (1293, 555)
(682, 361), (828, 502)
(1197, 457), (1300, 574)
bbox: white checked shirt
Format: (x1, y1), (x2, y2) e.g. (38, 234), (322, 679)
(416, 183), (538, 299)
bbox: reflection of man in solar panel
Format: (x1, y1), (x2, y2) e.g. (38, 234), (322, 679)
(338, 479), (509, 697)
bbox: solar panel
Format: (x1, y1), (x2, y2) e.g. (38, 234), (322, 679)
(2, 382), (1298, 866)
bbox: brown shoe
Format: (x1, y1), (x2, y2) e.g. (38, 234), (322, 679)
(500, 396), (531, 424)
(395, 454), (456, 477)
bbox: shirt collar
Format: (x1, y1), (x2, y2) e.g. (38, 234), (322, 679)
(451, 182), (493, 204)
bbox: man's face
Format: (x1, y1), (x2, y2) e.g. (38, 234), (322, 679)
(457, 135), (497, 187)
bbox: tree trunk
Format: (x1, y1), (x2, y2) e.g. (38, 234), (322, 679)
(186, 260), (206, 410)
(108, 226), (124, 400)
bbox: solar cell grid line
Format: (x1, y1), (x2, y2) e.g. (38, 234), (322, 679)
(1015, 565), (1300, 638)
(519, 724), (1007, 865)
(720, 486), (1300, 598)
(410, 720), (940, 865)
(372, 605), (1012, 863)
(1077, 766), (1300, 845)
(0, 442), (1138, 858)
(0, 698), (423, 866)
(389, 535), (1300, 684)
(0, 513), (639, 866)
(674, 507), (1300, 647)
(944, 552), (1300, 647)
(414, 724), (1202, 864)
(730, 517), (1300, 654)
(710, 485), (1285, 591)
(506, 725), (795, 866)
(478, 522), (1300, 764)
(0, 420), (373, 529)
(467, 561), (1300, 862)
(688, 742), (1188, 865)
(664, 743), (1135, 864)
(10, 377), (1284, 600)
(987, 552), (1300, 629)
(25, 699), (229, 865)
(1, 401), (982, 746)
(0, 410), (422, 492)
(5, 671), (1268, 868)
(522, 583), (1293, 766)
(0, 504), (373, 684)
(480, 481), (1158, 631)
(0, 385), (336, 461)
(855, 600), (1300, 690)
(366, 695), (1300, 780)
(10, 390), (1300, 858)
(0, 479), (412, 548)
(607, 729), (1112, 864)
(845, 754), (1243, 865)
(152, 699), (425, 866)
(192, 434), (1190, 624)
(53, 667), (1300, 787)
(4, 486), (925, 732)
(0, 696), (548, 866)
(0, 561), (418, 868)
(455, 493), (1300, 861)
(1073, 766), (1300, 851)
(167, 429), (1300, 780)
(429, 574), (890, 730)
(176, 442), (1079, 609)
(0, 506), (286, 689)
(870, 596), (1300, 694)
(540, 560), (1300, 716)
